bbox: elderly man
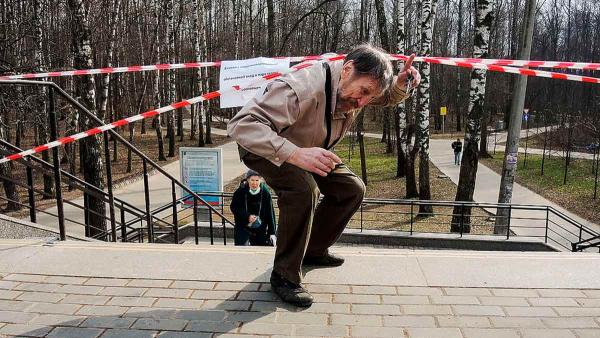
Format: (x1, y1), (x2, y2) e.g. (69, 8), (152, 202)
(228, 44), (420, 306)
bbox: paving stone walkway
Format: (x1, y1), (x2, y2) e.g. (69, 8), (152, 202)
(0, 240), (600, 337)
(2, 272), (600, 337)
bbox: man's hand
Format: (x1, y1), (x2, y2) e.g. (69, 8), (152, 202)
(269, 234), (277, 246)
(248, 215), (257, 223)
(397, 54), (421, 91)
(286, 147), (342, 177)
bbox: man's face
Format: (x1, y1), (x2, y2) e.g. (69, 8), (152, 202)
(335, 61), (382, 113)
(248, 176), (261, 190)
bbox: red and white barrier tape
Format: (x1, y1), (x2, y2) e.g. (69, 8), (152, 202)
(392, 55), (600, 84)
(0, 55), (344, 164)
(0, 56), (324, 81)
(3, 54), (599, 81)
(2, 53), (599, 164)
(425, 57), (600, 70)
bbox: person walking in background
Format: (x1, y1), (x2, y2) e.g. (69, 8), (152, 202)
(230, 170), (277, 247)
(452, 138), (463, 165)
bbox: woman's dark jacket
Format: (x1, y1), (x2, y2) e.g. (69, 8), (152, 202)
(230, 181), (276, 236)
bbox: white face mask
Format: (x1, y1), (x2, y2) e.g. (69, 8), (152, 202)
(249, 187), (261, 195)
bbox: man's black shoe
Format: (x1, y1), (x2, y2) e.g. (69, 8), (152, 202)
(270, 271), (313, 307)
(302, 252), (345, 267)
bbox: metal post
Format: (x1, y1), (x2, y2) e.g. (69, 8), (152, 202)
(459, 204), (464, 237)
(48, 87), (66, 241)
(143, 159), (154, 242)
(493, 131), (497, 155)
(523, 119), (529, 168)
(120, 203), (126, 242)
(103, 131), (117, 242)
(360, 203), (363, 232)
(409, 201), (414, 235)
(594, 146), (599, 199)
(193, 198), (199, 245)
(544, 207), (549, 243)
(83, 193), (89, 237)
(26, 164), (36, 223)
(506, 205), (512, 240)
(221, 194), (227, 245)
(222, 217), (226, 245)
(209, 205), (214, 245)
(171, 182), (179, 244)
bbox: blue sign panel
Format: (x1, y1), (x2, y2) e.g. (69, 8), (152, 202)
(179, 147), (223, 207)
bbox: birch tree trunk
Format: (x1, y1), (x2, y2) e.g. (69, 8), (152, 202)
(165, 0), (176, 157)
(0, 109), (19, 211)
(98, 0), (119, 122)
(415, 0), (437, 215)
(496, 0), (536, 234)
(394, 0), (408, 179)
(404, 0), (420, 198)
(67, 0), (107, 239)
(452, 0), (496, 232)
(197, 0), (206, 147)
(153, 1), (167, 161)
(204, 0), (213, 145)
(33, 0), (54, 199)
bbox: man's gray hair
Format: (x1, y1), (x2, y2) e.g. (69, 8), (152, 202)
(344, 43), (394, 92)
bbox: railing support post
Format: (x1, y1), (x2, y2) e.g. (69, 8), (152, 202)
(545, 207), (549, 244)
(83, 193), (89, 237)
(48, 87), (66, 241)
(209, 205), (214, 245)
(222, 196), (227, 245)
(506, 205), (512, 240)
(103, 131), (117, 242)
(143, 159), (154, 242)
(409, 201), (414, 235)
(193, 198), (199, 245)
(459, 204), (464, 238)
(26, 164), (36, 223)
(360, 203), (363, 232)
(171, 182), (179, 244)
(120, 203), (126, 242)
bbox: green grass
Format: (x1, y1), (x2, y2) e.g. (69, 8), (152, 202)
(333, 137), (398, 185)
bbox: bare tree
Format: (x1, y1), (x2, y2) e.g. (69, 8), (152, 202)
(394, 0), (408, 179)
(414, 0), (438, 215)
(67, 0), (107, 239)
(0, 106), (20, 211)
(452, 0), (496, 232)
(152, 1), (166, 161)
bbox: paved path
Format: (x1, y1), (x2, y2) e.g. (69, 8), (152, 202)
(1, 239), (600, 337)
(486, 125), (595, 160)
(34, 129), (247, 237)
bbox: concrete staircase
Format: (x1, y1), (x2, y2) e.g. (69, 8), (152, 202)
(1, 239), (600, 337)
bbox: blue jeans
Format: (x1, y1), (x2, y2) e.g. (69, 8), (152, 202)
(454, 152), (461, 165)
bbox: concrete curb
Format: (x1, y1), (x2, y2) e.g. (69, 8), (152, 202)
(174, 222), (558, 252)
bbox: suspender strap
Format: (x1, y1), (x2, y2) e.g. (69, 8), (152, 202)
(323, 62), (333, 149)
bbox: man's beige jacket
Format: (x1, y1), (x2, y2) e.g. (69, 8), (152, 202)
(227, 60), (410, 166)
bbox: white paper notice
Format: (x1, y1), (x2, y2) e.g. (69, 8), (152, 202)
(219, 57), (290, 108)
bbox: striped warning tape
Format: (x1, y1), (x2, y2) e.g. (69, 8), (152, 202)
(392, 55), (600, 84)
(0, 56), (324, 81)
(0, 55), (344, 164)
(2, 54), (598, 81)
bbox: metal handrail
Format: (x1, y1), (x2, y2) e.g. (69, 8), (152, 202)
(0, 139), (146, 219)
(0, 79), (231, 222)
(194, 191), (599, 251)
(0, 79), (233, 243)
